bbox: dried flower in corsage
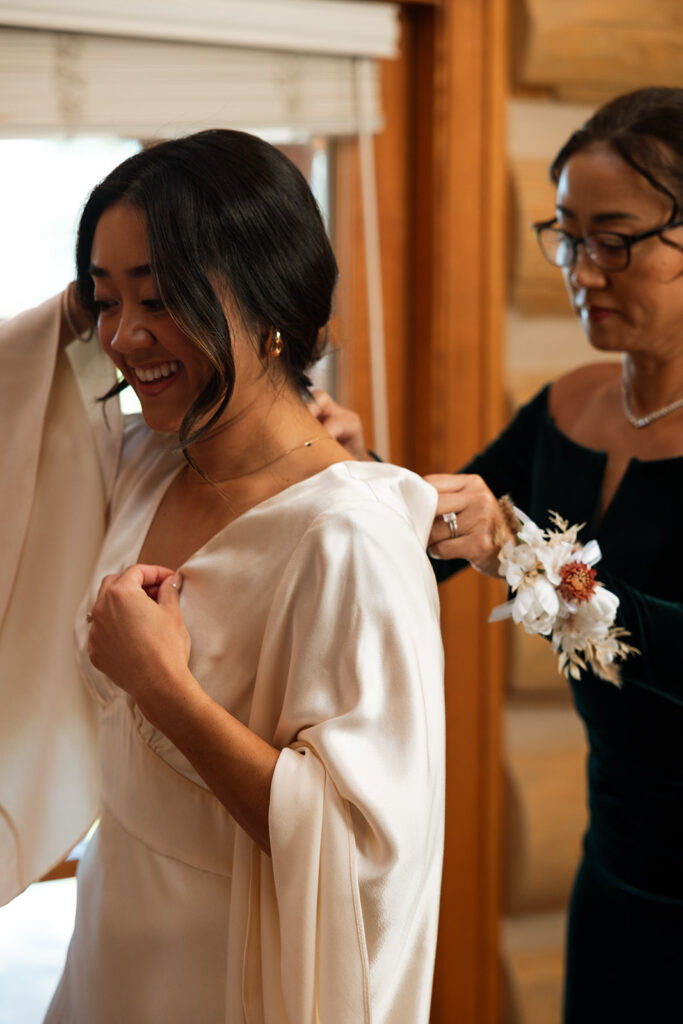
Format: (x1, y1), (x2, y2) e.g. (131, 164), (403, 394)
(489, 499), (638, 685)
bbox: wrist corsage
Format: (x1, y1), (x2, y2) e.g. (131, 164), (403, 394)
(489, 499), (638, 686)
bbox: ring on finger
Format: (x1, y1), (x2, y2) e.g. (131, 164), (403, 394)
(441, 511), (458, 538)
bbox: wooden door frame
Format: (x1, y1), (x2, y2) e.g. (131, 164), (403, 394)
(333, 2), (508, 1021)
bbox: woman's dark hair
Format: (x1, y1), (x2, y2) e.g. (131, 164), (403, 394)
(76, 129), (338, 451)
(550, 87), (683, 214)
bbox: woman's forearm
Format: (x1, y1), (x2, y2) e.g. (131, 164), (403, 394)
(87, 565), (280, 855)
(149, 677), (279, 856)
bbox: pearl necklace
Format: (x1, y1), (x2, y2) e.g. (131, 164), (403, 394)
(621, 381), (683, 428)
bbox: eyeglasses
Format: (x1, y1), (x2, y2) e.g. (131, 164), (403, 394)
(532, 215), (683, 272)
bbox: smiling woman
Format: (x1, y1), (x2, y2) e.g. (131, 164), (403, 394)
(0, 129), (445, 1024)
(88, 204), (212, 435)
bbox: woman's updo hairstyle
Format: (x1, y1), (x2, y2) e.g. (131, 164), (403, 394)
(75, 129), (338, 451)
(550, 87), (683, 214)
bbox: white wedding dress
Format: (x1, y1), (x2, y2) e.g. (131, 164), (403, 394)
(0, 295), (445, 1024)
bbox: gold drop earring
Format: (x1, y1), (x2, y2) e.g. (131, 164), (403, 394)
(266, 329), (283, 358)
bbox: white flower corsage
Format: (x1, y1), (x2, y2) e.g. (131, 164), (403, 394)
(489, 502), (638, 686)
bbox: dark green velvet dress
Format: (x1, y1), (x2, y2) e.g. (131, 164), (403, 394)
(433, 386), (683, 1022)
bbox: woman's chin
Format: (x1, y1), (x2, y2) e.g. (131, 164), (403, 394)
(136, 400), (184, 435)
(581, 322), (625, 354)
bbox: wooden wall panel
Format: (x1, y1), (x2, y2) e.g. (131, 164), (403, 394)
(501, 912), (567, 1024)
(509, 157), (567, 314)
(513, 0), (683, 102)
(503, 706), (587, 914)
(507, 626), (570, 698)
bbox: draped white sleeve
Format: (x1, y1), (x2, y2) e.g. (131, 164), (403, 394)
(0, 294), (121, 904)
(225, 490), (445, 1024)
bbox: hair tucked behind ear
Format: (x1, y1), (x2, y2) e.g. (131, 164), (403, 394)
(549, 88), (683, 215)
(76, 130), (338, 452)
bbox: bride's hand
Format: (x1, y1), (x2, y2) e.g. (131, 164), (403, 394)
(87, 564), (196, 723)
(59, 282), (97, 348)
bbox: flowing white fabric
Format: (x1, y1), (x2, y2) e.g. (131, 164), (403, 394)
(1, 295), (445, 1024)
(0, 296), (120, 902)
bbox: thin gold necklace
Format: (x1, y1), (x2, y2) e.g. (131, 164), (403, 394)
(621, 380), (683, 428)
(188, 434), (335, 486)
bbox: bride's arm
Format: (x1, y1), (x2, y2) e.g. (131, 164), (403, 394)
(59, 281), (97, 349)
(87, 564), (278, 855)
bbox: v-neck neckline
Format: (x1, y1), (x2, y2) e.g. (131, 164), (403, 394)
(541, 387), (683, 533)
(134, 457), (355, 572)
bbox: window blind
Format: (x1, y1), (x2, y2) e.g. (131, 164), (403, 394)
(0, 29), (392, 138)
(0, 0), (396, 451)
(0, 0), (398, 58)
(0, 0), (398, 138)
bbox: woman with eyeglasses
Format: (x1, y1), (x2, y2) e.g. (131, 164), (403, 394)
(315, 87), (683, 1021)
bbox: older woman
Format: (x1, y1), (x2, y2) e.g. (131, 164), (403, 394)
(0, 130), (444, 1024)
(317, 88), (683, 1021)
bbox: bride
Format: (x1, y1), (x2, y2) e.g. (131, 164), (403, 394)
(0, 129), (445, 1024)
